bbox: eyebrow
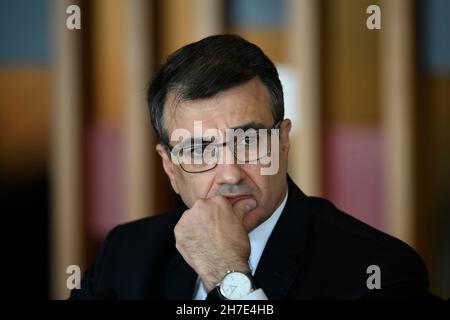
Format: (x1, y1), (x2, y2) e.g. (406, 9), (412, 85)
(176, 137), (215, 148)
(229, 121), (268, 131)
(174, 121), (269, 148)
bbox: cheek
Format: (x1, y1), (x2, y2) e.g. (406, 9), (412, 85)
(245, 164), (270, 191)
(246, 167), (282, 206)
(243, 166), (270, 198)
(175, 172), (214, 205)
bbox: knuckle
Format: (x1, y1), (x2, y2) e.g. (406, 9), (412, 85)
(173, 225), (180, 237)
(212, 195), (226, 204)
(174, 222), (184, 238)
(192, 198), (205, 208)
(209, 195), (226, 208)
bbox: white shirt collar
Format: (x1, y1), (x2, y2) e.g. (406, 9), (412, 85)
(193, 189), (289, 300)
(247, 189), (288, 275)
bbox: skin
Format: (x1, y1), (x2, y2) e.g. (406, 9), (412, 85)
(156, 77), (292, 292)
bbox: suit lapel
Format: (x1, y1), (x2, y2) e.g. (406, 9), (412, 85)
(254, 242), (301, 299)
(254, 175), (310, 299)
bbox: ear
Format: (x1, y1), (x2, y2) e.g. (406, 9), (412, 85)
(280, 119), (292, 153)
(155, 143), (180, 194)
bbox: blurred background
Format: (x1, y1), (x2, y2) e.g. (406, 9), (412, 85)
(0, 0), (449, 299)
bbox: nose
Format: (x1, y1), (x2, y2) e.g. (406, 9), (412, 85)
(214, 144), (244, 185)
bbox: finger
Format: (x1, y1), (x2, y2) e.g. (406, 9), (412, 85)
(232, 198), (257, 221)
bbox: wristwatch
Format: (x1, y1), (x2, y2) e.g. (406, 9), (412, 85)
(206, 270), (257, 300)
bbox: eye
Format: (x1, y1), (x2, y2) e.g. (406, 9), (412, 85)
(184, 145), (207, 158)
(192, 147), (203, 156)
(239, 135), (258, 146)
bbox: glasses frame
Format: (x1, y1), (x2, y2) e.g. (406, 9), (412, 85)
(163, 120), (282, 173)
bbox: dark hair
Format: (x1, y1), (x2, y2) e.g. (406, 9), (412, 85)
(147, 34), (284, 144)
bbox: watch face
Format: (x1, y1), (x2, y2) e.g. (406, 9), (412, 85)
(220, 272), (253, 300)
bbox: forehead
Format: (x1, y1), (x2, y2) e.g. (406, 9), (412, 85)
(164, 78), (274, 137)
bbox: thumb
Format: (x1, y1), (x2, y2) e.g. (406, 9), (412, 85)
(232, 198), (257, 221)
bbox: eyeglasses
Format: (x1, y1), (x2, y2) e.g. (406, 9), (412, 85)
(164, 120), (282, 173)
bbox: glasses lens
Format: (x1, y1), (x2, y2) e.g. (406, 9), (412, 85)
(234, 130), (271, 163)
(179, 144), (217, 173)
(173, 125), (279, 172)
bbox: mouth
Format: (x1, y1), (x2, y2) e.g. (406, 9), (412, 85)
(224, 194), (253, 206)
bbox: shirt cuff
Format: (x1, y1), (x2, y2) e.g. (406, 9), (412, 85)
(239, 288), (268, 300)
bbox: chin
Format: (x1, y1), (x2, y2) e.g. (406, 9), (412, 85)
(242, 209), (261, 232)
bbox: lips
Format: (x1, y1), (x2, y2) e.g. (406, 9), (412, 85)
(224, 194), (252, 206)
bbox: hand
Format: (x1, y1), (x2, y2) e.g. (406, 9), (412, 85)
(174, 195), (257, 292)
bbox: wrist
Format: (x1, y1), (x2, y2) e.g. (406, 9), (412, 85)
(203, 263), (250, 292)
(206, 270), (257, 300)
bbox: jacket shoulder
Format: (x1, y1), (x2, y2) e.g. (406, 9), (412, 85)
(70, 208), (183, 299)
(110, 208), (183, 246)
(297, 196), (429, 298)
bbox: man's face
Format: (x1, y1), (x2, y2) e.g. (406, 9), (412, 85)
(156, 77), (291, 232)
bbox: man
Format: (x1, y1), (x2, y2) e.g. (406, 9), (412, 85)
(71, 35), (429, 300)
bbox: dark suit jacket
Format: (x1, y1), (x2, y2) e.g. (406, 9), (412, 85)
(70, 176), (429, 299)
